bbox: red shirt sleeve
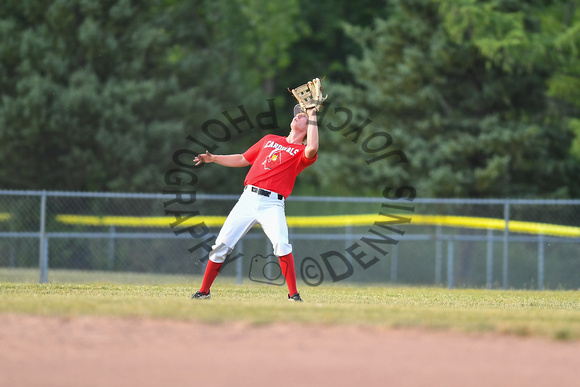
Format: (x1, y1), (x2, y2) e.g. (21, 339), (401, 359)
(242, 136), (267, 164)
(302, 151), (317, 166)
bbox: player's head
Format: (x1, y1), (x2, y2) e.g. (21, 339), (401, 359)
(290, 107), (309, 144)
(291, 111), (308, 130)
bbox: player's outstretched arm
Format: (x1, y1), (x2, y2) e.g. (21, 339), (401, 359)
(194, 151), (250, 167)
(305, 108), (319, 159)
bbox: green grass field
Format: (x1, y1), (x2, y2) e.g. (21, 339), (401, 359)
(1, 269), (579, 341)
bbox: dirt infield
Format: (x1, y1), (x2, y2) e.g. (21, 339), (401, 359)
(0, 314), (578, 387)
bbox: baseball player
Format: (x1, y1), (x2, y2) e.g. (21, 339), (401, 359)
(191, 106), (319, 302)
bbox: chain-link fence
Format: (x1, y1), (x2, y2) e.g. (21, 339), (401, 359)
(1, 190), (579, 290)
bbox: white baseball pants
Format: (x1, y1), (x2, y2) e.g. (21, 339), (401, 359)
(208, 185), (292, 263)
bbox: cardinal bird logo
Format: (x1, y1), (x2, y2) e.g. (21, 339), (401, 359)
(262, 149), (282, 170)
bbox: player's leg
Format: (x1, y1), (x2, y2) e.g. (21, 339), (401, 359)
(257, 197), (300, 300)
(279, 253), (300, 301)
(195, 192), (258, 297)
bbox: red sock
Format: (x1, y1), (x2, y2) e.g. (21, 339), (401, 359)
(199, 260), (223, 293)
(279, 253), (298, 296)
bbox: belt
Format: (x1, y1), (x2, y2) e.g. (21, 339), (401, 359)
(246, 186), (284, 200)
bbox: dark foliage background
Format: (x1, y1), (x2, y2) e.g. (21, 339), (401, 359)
(1, 0), (579, 198)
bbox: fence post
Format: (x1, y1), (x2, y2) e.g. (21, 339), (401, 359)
(538, 234), (545, 291)
(390, 243), (398, 283)
(39, 190), (48, 284)
(108, 225), (116, 270)
(435, 225), (442, 286)
(447, 240), (454, 289)
(10, 244), (15, 268)
(486, 229), (493, 289)
(346, 225), (353, 283)
(502, 201), (510, 290)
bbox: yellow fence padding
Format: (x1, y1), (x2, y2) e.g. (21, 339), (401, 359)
(53, 213), (580, 238)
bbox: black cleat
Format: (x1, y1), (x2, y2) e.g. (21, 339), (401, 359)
(288, 293), (303, 302)
(192, 291), (211, 300)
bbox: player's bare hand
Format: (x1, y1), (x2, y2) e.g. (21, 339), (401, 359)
(194, 151), (213, 166)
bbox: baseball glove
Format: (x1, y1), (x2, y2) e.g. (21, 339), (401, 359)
(288, 77), (327, 113)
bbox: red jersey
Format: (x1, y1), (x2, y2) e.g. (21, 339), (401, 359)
(242, 134), (317, 198)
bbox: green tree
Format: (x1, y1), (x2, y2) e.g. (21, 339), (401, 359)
(273, 0), (389, 125)
(0, 0), (184, 191)
(156, 0), (304, 194)
(0, 0), (304, 193)
(437, 0), (580, 196)
(317, 0), (580, 198)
